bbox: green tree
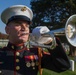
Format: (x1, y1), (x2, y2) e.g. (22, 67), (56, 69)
(30, 0), (76, 56)
(30, 0), (76, 30)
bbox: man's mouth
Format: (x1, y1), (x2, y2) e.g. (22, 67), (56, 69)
(20, 32), (29, 36)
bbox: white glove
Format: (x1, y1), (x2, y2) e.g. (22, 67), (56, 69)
(31, 26), (53, 44)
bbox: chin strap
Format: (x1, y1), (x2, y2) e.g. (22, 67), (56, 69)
(38, 47), (43, 75)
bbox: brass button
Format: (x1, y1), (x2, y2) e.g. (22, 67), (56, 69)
(21, 7), (26, 11)
(16, 52), (20, 56)
(16, 66), (20, 70)
(16, 59), (19, 62)
(12, 46), (14, 49)
(0, 70), (2, 73)
(21, 46), (23, 49)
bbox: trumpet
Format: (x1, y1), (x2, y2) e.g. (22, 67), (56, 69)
(30, 14), (76, 49)
(65, 14), (76, 47)
(30, 26), (63, 49)
(30, 31), (56, 49)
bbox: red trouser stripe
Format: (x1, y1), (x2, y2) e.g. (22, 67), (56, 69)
(14, 51), (16, 75)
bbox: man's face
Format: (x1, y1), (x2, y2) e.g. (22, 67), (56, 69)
(5, 20), (30, 44)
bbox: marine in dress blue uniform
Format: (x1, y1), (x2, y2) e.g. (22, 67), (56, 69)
(0, 5), (70, 75)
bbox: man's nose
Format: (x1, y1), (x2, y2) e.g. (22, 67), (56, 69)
(21, 25), (27, 30)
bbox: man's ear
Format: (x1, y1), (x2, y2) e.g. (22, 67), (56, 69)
(5, 26), (10, 34)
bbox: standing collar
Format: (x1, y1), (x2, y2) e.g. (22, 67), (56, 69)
(7, 42), (26, 51)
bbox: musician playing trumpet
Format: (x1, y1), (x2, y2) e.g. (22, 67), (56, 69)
(0, 5), (70, 75)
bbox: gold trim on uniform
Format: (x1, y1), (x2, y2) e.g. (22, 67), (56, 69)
(16, 66), (20, 70)
(26, 62), (31, 67)
(16, 52), (20, 56)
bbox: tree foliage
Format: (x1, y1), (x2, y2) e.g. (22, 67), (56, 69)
(30, 0), (76, 30)
(30, 0), (76, 56)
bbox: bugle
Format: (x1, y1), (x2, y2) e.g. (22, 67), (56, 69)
(65, 14), (76, 47)
(30, 32), (56, 49)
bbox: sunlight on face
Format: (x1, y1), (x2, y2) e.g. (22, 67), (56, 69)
(6, 20), (30, 44)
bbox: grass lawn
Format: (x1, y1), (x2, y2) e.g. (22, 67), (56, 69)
(41, 68), (76, 75)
